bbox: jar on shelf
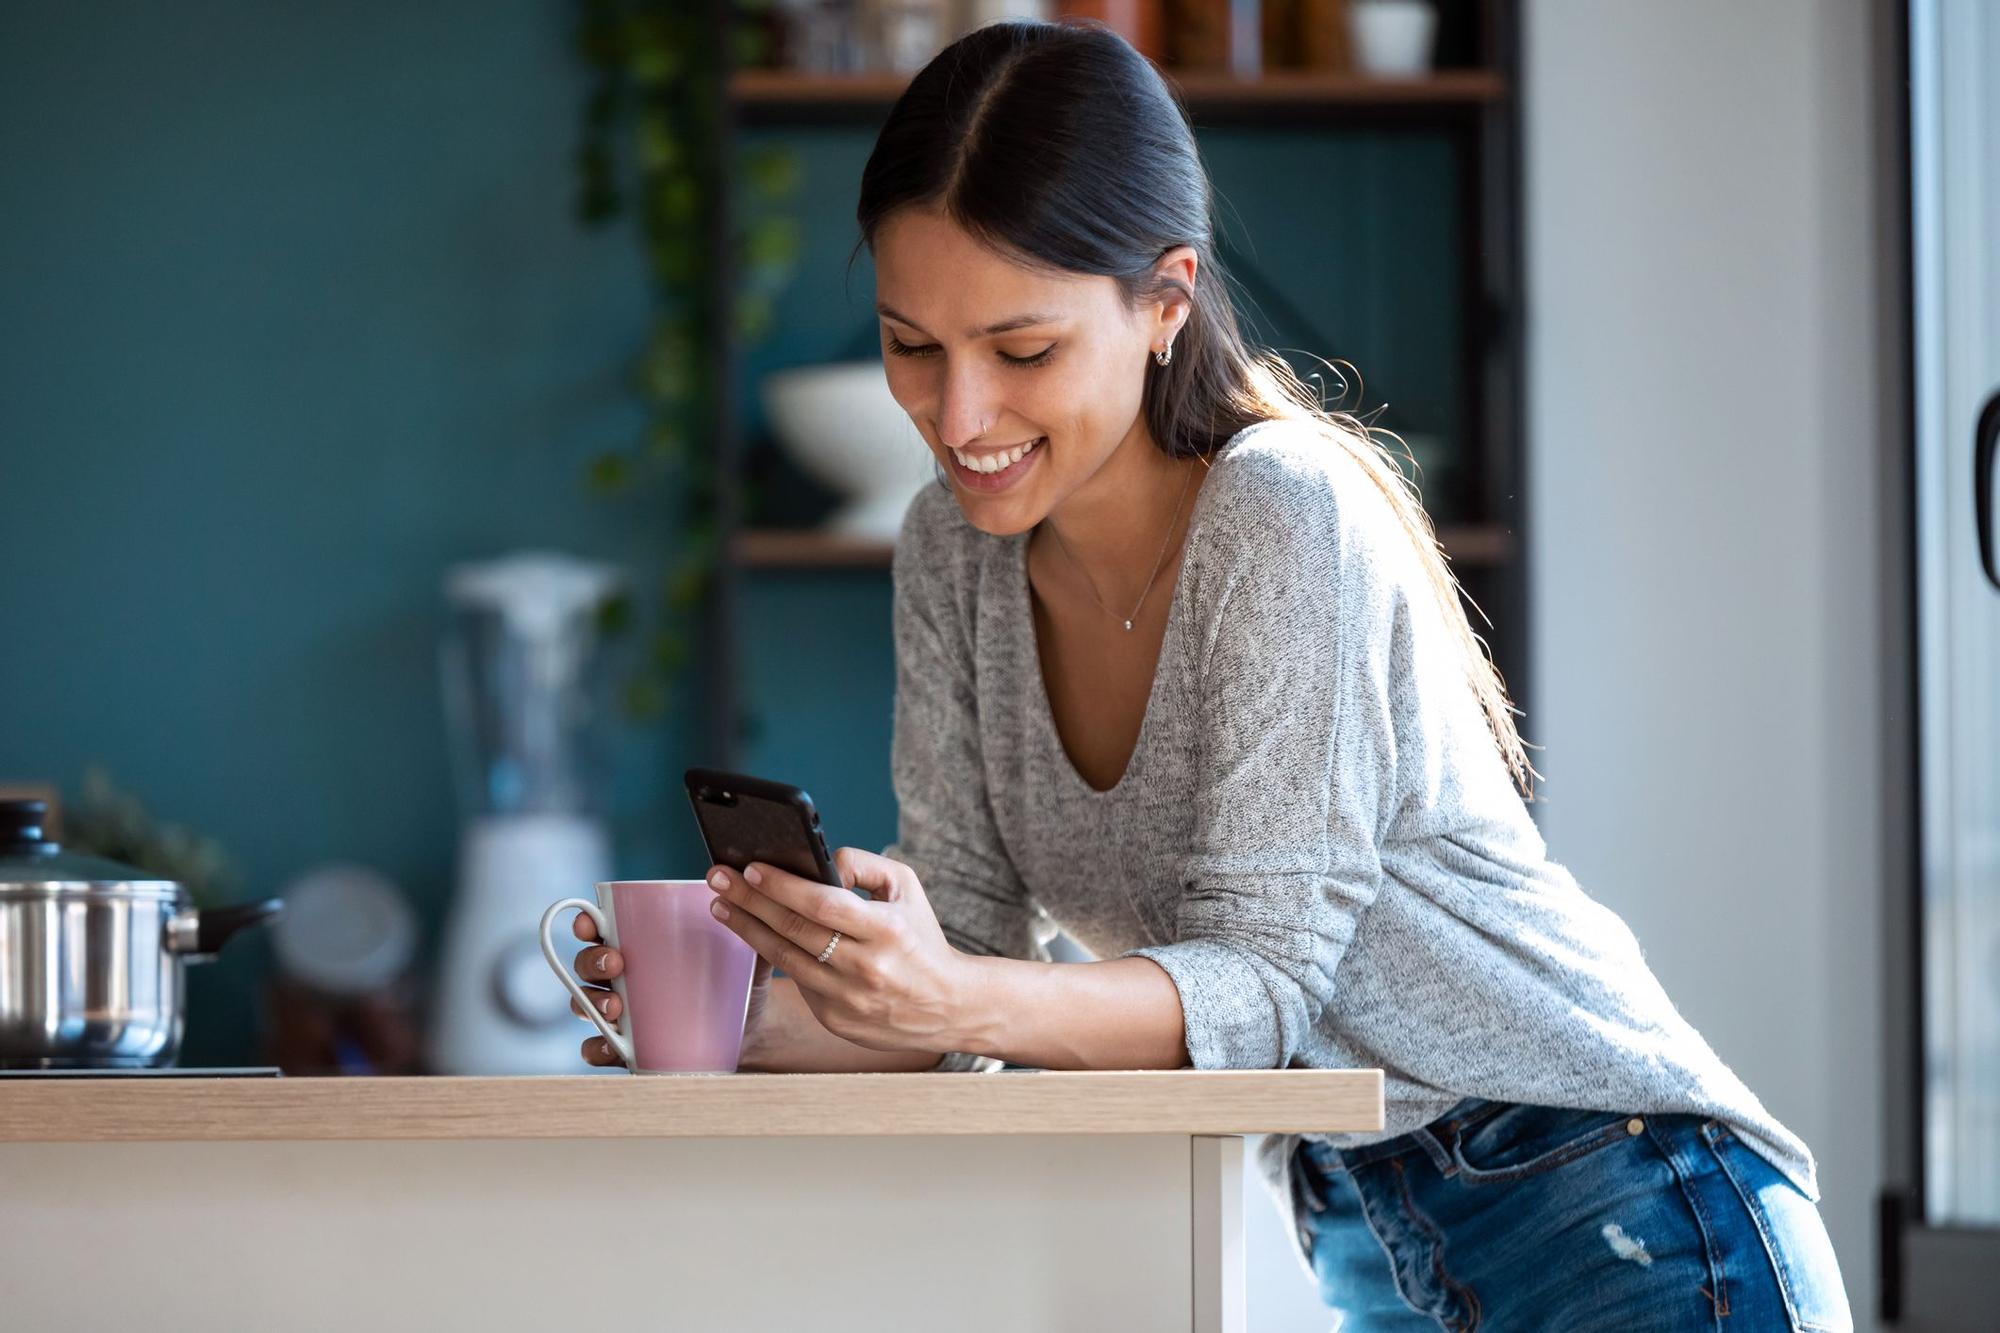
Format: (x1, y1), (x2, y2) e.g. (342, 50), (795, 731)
(1058, 2), (1166, 62)
(1298, 0), (1354, 71)
(866, 0), (951, 73)
(967, 0), (1055, 30)
(1163, 0), (1265, 75)
(778, 0), (864, 74)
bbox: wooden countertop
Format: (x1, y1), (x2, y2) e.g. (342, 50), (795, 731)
(0, 1069), (1381, 1143)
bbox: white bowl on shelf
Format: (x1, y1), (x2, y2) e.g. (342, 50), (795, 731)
(1349, 0), (1439, 78)
(760, 361), (937, 542)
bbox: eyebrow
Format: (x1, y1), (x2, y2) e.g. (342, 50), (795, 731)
(875, 303), (1061, 338)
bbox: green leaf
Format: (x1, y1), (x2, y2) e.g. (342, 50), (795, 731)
(637, 321), (695, 397)
(654, 174), (700, 226)
(742, 146), (801, 198)
(596, 591), (635, 638)
(734, 292), (774, 341)
(742, 216), (801, 270)
(622, 674), (668, 722)
(667, 560), (710, 610)
(637, 117), (681, 172)
(585, 451), (633, 496)
(650, 238), (698, 285)
(649, 629), (689, 673)
(645, 421), (685, 462)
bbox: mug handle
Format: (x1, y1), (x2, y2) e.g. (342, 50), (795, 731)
(539, 898), (634, 1069)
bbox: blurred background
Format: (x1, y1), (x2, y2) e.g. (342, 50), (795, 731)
(0, 0), (1961, 1327)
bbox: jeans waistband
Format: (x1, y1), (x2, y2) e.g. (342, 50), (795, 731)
(1334, 1095), (1511, 1171)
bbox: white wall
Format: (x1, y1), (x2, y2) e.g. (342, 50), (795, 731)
(1243, 3), (1893, 1325)
(1526, 1), (1887, 1328)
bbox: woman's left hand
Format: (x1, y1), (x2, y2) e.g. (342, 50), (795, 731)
(704, 848), (976, 1054)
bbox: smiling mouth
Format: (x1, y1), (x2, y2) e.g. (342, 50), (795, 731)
(950, 437), (1045, 474)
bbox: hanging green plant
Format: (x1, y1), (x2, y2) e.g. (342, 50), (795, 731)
(571, 0), (802, 720)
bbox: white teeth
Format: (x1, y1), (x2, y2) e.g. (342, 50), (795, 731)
(953, 438), (1042, 474)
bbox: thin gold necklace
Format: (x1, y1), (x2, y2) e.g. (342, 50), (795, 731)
(1046, 461), (1196, 632)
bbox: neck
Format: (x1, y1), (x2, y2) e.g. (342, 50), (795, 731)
(1040, 421), (1201, 607)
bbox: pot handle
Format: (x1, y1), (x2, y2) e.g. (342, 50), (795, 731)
(167, 898), (285, 961)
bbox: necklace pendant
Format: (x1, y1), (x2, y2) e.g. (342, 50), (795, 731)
(1123, 619), (1134, 631)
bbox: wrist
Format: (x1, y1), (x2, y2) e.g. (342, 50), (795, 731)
(947, 953), (1019, 1060)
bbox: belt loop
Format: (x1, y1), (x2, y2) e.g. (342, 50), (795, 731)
(1412, 1122), (1457, 1177)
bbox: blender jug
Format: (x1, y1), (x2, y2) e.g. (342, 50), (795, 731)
(430, 552), (622, 1074)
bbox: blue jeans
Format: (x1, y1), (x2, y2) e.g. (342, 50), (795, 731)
(1295, 1098), (1853, 1331)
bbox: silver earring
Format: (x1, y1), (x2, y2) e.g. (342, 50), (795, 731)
(1154, 343), (1173, 367)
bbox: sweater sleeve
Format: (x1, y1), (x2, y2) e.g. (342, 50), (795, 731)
(880, 490), (1055, 1071)
(1123, 442), (1444, 1069)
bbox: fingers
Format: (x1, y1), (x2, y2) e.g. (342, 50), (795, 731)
(566, 919), (623, 1067)
(572, 944), (622, 983)
(706, 864), (846, 967)
(707, 873), (855, 1000)
(712, 861), (879, 940)
(832, 847), (916, 903)
(570, 986), (622, 1024)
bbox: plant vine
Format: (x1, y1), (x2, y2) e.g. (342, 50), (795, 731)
(572, 0), (800, 719)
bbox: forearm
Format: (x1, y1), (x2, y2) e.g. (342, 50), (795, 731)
(737, 975), (943, 1073)
(953, 955), (1189, 1070)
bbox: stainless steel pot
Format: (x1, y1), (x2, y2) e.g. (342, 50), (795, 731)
(0, 799), (282, 1069)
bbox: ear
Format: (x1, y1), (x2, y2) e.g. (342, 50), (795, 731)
(1149, 245), (1199, 348)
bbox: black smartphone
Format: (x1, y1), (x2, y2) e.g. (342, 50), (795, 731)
(684, 768), (842, 888)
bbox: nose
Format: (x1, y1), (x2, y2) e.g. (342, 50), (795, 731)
(936, 359), (1001, 451)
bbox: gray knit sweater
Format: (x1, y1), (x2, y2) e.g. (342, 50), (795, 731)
(882, 417), (1817, 1267)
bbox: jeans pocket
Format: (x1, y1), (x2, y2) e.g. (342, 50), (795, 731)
(1703, 1124), (1853, 1333)
(1447, 1101), (1640, 1185)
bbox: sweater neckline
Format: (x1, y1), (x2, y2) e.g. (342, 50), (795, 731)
(1011, 465), (1215, 800)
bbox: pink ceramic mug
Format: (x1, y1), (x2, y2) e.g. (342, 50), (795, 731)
(539, 880), (758, 1074)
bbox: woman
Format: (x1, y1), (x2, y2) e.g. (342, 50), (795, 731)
(569, 20), (1852, 1330)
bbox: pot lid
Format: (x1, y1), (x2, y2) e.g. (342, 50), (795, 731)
(0, 799), (179, 891)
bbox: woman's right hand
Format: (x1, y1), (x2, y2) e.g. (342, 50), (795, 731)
(570, 913), (774, 1066)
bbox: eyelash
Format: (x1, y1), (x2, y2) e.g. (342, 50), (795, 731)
(885, 335), (1055, 369)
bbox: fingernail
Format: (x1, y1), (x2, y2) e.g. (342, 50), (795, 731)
(708, 870), (728, 891)
(744, 864), (763, 885)
(711, 900), (729, 921)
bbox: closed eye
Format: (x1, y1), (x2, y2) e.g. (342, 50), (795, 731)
(885, 335), (1056, 369)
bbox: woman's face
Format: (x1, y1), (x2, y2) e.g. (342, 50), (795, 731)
(871, 206), (1187, 536)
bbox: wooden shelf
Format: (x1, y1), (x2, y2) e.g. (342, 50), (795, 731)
(0, 1069), (1384, 1143)
(736, 528), (897, 568)
(731, 68), (1505, 114)
(736, 523), (1515, 571)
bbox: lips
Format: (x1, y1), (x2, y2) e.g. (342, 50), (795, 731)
(950, 437), (1043, 474)
(947, 436), (1045, 493)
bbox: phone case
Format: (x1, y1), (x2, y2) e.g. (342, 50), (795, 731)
(683, 767), (841, 887)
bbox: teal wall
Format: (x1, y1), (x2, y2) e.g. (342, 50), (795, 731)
(0, 4), (1463, 1065)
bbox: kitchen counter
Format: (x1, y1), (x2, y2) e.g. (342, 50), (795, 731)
(0, 1069), (1379, 1332)
(0, 1067), (1378, 1141)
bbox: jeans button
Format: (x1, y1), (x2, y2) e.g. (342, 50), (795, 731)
(1625, 1117), (1645, 1136)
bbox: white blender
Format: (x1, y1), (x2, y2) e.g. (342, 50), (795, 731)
(430, 552), (622, 1074)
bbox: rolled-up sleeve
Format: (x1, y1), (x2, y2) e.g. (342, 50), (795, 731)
(1123, 451), (1431, 1069)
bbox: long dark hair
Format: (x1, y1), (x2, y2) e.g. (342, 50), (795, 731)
(856, 19), (1535, 797)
